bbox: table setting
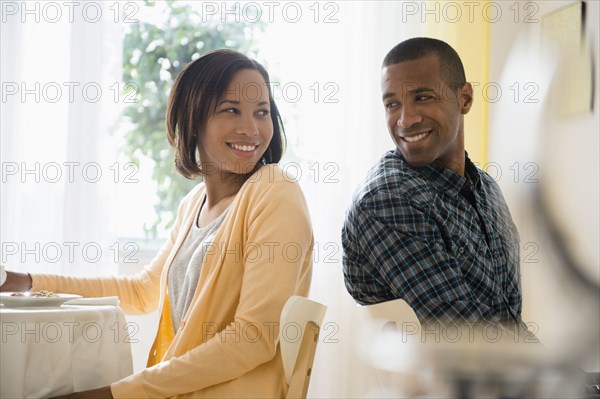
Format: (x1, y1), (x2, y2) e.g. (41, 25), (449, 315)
(0, 265), (133, 399)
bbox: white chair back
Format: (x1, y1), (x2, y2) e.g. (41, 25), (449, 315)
(280, 295), (327, 383)
(355, 298), (422, 397)
(360, 298), (420, 331)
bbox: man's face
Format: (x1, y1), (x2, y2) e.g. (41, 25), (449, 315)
(381, 55), (473, 173)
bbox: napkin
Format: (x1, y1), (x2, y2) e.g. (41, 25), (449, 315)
(63, 296), (120, 306)
(0, 264), (6, 286)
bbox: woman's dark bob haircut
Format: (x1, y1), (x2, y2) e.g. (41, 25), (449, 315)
(166, 49), (285, 179)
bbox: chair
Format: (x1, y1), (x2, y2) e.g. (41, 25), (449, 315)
(280, 295), (327, 399)
(355, 298), (421, 397)
(359, 297), (420, 331)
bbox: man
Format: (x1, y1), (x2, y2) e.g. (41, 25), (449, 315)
(342, 37), (523, 327)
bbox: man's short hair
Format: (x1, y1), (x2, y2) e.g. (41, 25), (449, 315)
(383, 37), (467, 90)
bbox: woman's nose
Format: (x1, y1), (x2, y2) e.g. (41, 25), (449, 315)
(236, 114), (259, 136)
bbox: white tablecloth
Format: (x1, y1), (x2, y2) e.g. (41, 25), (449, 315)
(0, 305), (133, 399)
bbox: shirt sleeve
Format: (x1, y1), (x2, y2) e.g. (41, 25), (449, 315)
(30, 185), (197, 315)
(343, 190), (496, 324)
(342, 199), (393, 304)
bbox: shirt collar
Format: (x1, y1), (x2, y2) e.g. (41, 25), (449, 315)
(464, 154), (482, 190)
(394, 148), (482, 194)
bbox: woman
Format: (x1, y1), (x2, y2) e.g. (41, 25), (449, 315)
(1, 49), (314, 398)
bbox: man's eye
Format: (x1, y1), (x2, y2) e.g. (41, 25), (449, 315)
(416, 95), (433, 102)
(384, 102), (398, 109)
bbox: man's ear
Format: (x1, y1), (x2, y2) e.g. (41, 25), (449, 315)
(459, 82), (473, 115)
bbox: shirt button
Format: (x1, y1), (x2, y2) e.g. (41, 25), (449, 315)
(459, 247), (464, 253)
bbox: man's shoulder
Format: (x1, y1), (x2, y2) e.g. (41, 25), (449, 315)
(472, 163), (507, 198)
(351, 150), (434, 207)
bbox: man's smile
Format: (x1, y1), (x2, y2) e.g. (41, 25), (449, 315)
(400, 130), (432, 143)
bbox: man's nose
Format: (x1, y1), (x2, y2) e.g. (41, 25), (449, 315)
(397, 104), (422, 129)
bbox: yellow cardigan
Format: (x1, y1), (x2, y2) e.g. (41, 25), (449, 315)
(32, 165), (314, 398)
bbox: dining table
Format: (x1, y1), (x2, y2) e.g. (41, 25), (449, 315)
(0, 300), (133, 399)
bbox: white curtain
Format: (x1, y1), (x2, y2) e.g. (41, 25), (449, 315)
(1, 2), (123, 276)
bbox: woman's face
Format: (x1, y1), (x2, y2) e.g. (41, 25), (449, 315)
(198, 69), (274, 177)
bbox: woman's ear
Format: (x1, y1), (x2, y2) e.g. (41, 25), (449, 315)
(459, 82), (474, 115)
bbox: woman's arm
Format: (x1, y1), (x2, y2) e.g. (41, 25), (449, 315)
(30, 239), (175, 315)
(18, 184), (201, 314)
(50, 386), (113, 399)
(0, 271), (32, 292)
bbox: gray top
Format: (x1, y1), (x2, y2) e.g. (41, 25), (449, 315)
(168, 195), (229, 331)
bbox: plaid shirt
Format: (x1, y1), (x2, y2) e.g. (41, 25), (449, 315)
(342, 149), (523, 325)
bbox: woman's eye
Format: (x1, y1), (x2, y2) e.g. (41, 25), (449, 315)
(257, 110), (270, 117)
(220, 107), (238, 114)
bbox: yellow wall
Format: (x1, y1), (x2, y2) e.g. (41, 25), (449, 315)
(424, 1), (490, 164)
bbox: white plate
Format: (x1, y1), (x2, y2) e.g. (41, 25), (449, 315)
(0, 292), (82, 307)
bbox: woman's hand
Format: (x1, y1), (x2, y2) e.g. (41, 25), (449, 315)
(50, 386), (113, 399)
(0, 270), (32, 292)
